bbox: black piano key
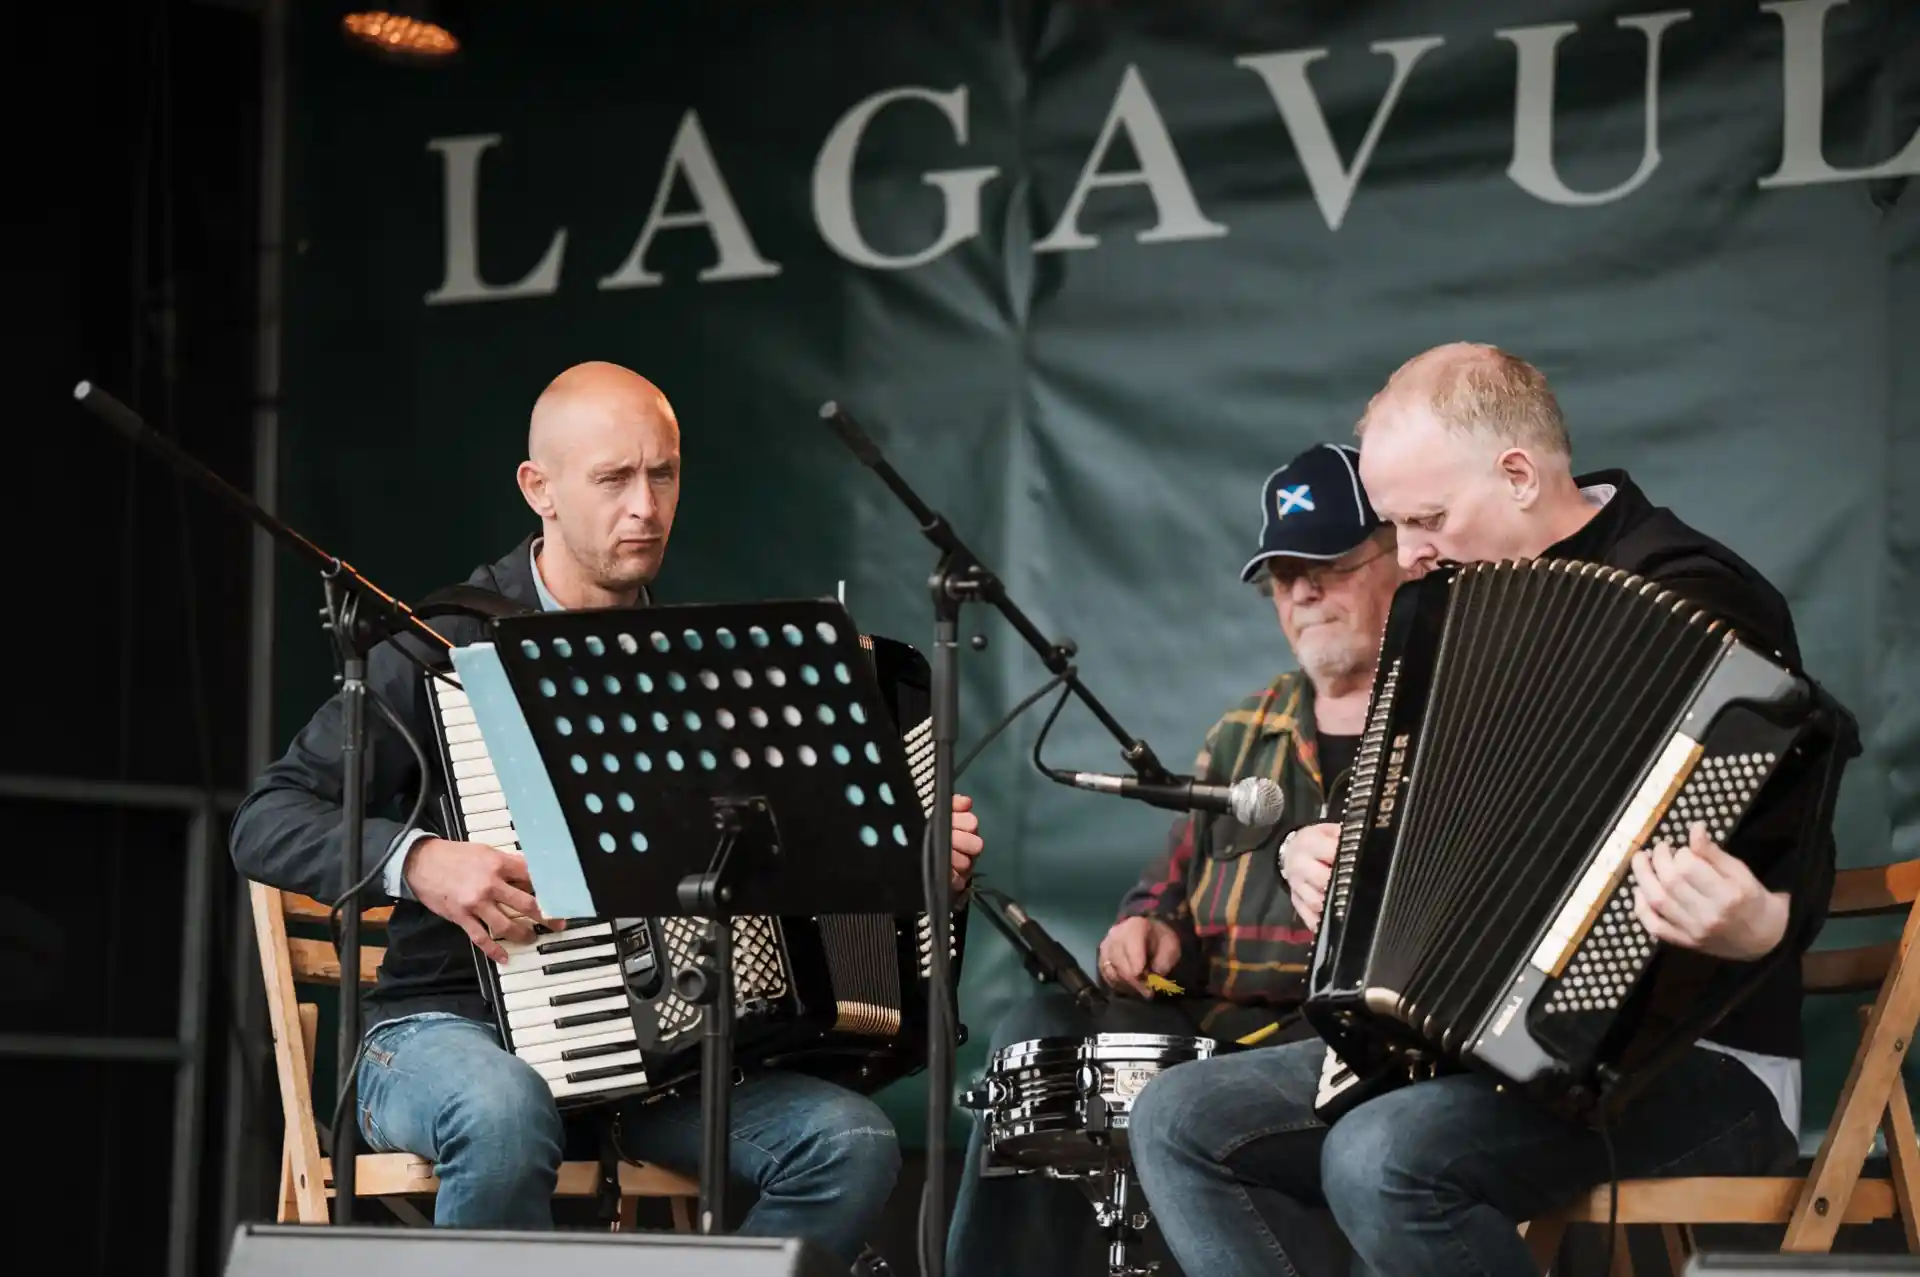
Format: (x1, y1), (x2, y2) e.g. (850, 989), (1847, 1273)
(551, 984), (622, 1007)
(560, 1040), (636, 1062)
(543, 954), (616, 976)
(553, 1007), (628, 1030)
(567, 1061), (647, 1084)
(536, 933), (610, 956)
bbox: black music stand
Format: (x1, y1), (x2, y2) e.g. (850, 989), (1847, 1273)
(462, 598), (928, 1233)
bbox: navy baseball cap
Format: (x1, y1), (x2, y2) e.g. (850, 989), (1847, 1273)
(1238, 443), (1385, 582)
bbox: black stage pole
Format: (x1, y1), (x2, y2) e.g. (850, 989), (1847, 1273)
(74, 380), (450, 1221)
(818, 401), (1179, 1277)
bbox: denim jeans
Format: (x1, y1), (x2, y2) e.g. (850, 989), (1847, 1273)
(1127, 1036), (1799, 1277)
(356, 1012), (901, 1265)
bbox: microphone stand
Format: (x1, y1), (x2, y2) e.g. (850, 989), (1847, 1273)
(818, 401), (1175, 1277)
(73, 380), (450, 1223)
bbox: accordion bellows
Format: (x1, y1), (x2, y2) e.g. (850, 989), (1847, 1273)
(1307, 558), (1844, 1122)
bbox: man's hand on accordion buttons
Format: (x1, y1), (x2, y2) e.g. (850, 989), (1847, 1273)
(1281, 822), (1341, 935)
(405, 838), (554, 963)
(950, 792), (983, 893)
(1097, 916), (1182, 998)
(1629, 821), (1791, 962)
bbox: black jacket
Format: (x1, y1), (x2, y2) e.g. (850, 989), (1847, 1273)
(230, 535), (631, 1026)
(1547, 469), (1849, 1061)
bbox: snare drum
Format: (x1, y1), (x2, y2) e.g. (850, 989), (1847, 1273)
(960, 1032), (1215, 1174)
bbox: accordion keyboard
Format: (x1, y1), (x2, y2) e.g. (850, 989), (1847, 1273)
(492, 919), (657, 1101)
(428, 677), (519, 854)
(429, 675), (661, 1104)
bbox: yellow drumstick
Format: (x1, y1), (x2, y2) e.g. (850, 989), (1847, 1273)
(1236, 1021), (1281, 1046)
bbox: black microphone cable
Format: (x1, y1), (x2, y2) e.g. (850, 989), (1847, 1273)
(325, 683), (431, 1162)
(915, 662), (1076, 1277)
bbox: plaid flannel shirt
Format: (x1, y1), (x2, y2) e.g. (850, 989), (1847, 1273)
(1115, 670), (1335, 1043)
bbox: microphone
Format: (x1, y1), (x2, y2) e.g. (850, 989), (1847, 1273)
(1063, 771), (1286, 827)
(972, 888), (1107, 1012)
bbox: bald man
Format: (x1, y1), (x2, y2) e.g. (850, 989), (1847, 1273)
(232, 362), (985, 1266)
(1126, 344), (1842, 1276)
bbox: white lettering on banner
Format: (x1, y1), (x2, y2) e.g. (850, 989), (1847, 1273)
(417, 0), (1899, 301)
(1032, 65), (1227, 252)
(598, 111), (782, 289)
(1501, 10), (1690, 207)
(424, 135), (567, 305)
(1236, 36), (1444, 232)
(1759, 0), (1920, 188)
(813, 85), (1000, 270)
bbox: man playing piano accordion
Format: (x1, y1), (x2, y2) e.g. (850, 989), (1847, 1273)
(1128, 343), (1824, 1276)
(230, 361), (986, 1266)
(948, 443), (1407, 1277)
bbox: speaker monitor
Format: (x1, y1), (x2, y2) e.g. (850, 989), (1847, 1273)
(1686, 1256), (1920, 1275)
(223, 1224), (844, 1277)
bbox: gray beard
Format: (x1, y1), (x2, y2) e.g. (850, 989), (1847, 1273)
(1299, 631), (1371, 685)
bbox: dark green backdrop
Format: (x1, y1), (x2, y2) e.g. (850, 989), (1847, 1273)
(276, 0), (1918, 1146)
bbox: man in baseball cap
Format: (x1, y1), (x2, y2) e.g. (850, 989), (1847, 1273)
(947, 442), (1404, 1277)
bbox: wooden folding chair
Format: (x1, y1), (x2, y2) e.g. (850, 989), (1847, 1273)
(1523, 857), (1920, 1274)
(249, 881), (698, 1230)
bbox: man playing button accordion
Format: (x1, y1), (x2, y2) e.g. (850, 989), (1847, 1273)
(947, 442), (1407, 1277)
(230, 361), (986, 1267)
(1127, 343), (1829, 1276)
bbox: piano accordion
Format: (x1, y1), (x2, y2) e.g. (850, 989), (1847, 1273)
(425, 630), (964, 1110)
(1305, 558), (1850, 1124)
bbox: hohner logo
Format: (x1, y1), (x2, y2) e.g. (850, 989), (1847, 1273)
(1373, 733), (1412, 830)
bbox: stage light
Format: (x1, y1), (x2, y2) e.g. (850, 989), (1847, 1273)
(341, 5), (459, 62)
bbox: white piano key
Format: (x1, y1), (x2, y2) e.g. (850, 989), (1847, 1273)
(496, 939), (619, 980)
(510, 920), (613, 946)
(497, 956), (620, 994)
(452, 756), (495, 781)
(509, 999), (632, 1045)
(465, 811), (515, 839)
(492, 924), (613, 959)
(460, 788), (509, 816)
(449, 739), (492, 763)
(549, 1068), (650, 1101)
(442, 722), (486, 746)
(531, 1049), (644, 1084)
(511, 1024), (637, 1066)
(438, 704), (477, 727)
(502, 970), (626, 1012)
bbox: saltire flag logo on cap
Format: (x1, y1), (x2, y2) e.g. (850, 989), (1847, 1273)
(1276, 484), (1315, 518)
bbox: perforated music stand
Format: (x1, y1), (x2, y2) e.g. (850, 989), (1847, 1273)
(446, 598), (929, 1235)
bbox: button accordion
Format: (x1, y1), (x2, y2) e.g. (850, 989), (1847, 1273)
(425, 629), (964, 1110)
(1304, 558), (1854, 1124)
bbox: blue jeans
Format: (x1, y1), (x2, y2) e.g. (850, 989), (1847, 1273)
(946, 990), (1100, 1277)
(356, 1012), (900, 1265)
(1127, 1037), (1799, 1277)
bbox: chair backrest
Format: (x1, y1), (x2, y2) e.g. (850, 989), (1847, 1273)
(1801, 859), (1920, 994)
(1777, 856), (1920, 1249)
(249, 883), (394, 1224)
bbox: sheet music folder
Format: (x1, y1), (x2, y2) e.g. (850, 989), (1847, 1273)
(448, 598), (928, 920)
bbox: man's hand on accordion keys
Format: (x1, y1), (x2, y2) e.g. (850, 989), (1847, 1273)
(1279, 822), (1340, 935)
(404, 837), (558, 963)
(950, 792), (984, 892)
(1629, 820), (1791, 962)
